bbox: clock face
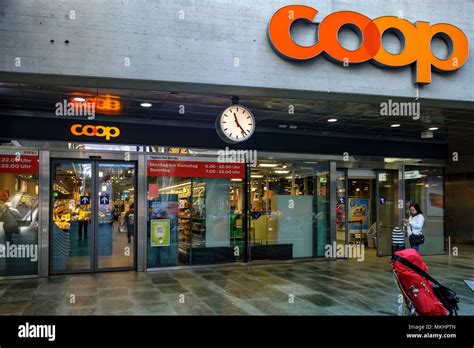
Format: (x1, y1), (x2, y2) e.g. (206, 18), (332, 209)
(217, 105), (255, 143)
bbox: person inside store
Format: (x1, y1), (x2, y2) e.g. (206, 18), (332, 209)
(0, 204), (19, 243)
(403, 203), (425, 252)
(125, 204), (135, 244)
(77, 204), (90, 240)
(111, 206), (120, 240)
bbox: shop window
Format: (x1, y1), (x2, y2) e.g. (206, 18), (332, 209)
(249, 160), (330, 260)
(146, 156), (244, 267)
(0, 149), (39, 277)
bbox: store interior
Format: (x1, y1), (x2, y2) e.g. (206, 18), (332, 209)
(0, 172), (39, 276)
(249, 160), (330, 259)
(147, 176), (243, 267)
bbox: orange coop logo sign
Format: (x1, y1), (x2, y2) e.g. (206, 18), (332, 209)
(70, 124), (120, 140)
(267, 5), (469, 84)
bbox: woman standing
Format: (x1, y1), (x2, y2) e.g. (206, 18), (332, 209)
(404, 203), (425, 252)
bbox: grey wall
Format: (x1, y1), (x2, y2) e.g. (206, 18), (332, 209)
(0, 0), (473, 107)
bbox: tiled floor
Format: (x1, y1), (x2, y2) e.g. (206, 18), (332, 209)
(0, 246), (473, 315)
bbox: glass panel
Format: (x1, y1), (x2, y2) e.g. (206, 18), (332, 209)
(97, 163), (135, 269)
(347, 178), (374, 246)
(405, 166), (444, 254)
(147, 174), (243, 267)
(147, 176), (188, 267)
(377, 171), (399, 256)
(249, 160), (330, 260)
(191, 178), (238, 265)
(0, 169), (39, 276)
(51, 161), (92, 272)
(230, 179), (244, 261)
(336, 171), (346, 252)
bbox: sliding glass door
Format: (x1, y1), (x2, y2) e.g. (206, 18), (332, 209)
(50, 159), (136, 274)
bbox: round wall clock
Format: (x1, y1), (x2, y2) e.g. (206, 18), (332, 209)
(216, 104), (255, 143)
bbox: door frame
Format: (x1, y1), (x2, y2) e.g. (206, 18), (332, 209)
(49, 157), (138, 275)
(375, 169), (400, 257)
(335, 168), (349, 257)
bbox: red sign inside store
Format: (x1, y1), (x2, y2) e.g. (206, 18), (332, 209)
(147, 156), (245, 179)
(0, 150), (39, 174)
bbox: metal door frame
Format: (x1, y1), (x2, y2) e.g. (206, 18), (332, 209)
(335, 168), (349, 257)
(375, 169), (399, 257)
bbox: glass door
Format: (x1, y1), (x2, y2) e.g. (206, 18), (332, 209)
(96, 162), (136, 270)
(50, 159), (136, 274)
(51, 160), (93, 273)
(376, 170), (399, 256)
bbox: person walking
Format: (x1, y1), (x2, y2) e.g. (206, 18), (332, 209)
(77, 204), (90, 240)
(125, 207), (135, 244)
(404, 203), (425, 252)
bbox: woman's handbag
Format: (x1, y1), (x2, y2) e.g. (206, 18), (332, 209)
(409, 233), (425, 245)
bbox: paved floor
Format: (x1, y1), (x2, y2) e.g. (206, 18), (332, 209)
(0, 246), (473, 315)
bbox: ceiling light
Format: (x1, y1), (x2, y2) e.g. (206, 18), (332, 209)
(259, 163), (278, 168)
(274, 170), (290, 174)
(421, 131), (433, 139)
(140, 102), (152, 108)
(390, 124), (401, 128)
(429, 127), (439, 131)
(327, 118), (338, 123)
(73, 97), (86, 102)
(231, 178), (242, 182)
(160, 181), (191, 191)
(251, 174), (263, 178)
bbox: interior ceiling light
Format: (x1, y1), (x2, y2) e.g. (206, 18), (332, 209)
(429, 127), (439, 131)
(327, 118), (338, 123)
(390, 124), (401, 128)
(259, 163), (278, 168)
(140, 102), (152, 108)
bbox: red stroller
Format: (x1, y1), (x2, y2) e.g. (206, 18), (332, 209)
(392, 249), (459, 316)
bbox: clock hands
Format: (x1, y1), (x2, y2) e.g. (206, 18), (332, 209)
(234, 113), (247, 137)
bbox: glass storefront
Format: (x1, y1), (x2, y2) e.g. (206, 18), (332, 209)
(249, 159), (330, 260)
(0, 149), (39, 277)
(0, 145), (448, 277)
